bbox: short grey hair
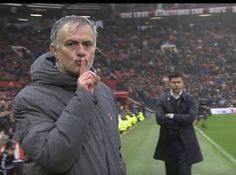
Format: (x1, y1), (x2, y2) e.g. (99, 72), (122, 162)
(50, 15), (97, 48)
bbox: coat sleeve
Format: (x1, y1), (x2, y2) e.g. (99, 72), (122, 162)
(13, 87), (97, 173)
(173, 95), (197, 125)
(155, 98), (180, 130)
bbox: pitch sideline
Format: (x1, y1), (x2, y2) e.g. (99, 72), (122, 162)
(195, 126), (236, 166)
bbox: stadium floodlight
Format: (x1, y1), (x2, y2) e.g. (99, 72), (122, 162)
(31, 3), (64, 7)
(199, 14), (212, 17)
(30, 13), (42, 17)
(150, 16), (163, 19)
(17, 18), (29, 21)
(26, 4), (63, 9)
(0, 3), (23, 6)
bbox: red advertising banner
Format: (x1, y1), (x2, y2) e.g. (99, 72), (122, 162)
(0, 80), (20, 87)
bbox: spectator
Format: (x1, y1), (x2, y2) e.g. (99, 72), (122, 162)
(196, 92), (212, 128)
(0, 140), (16, 175)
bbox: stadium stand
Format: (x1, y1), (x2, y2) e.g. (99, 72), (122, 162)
(0, 4), (235, 166)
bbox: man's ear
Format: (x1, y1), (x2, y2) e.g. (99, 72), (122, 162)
(49, 43), (58, 58)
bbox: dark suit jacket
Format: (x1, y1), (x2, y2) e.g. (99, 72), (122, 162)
(153, 91), (203, 164)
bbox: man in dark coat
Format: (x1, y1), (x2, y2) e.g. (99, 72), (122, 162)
(197, 93), (212, 128)
(13, 15), (126, 175)
(153, 72), (203, 175)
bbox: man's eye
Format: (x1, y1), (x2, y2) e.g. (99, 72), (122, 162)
(66, 42), (77, 49)
(83, 42), (93, 48)
(67, 43), (76, 47)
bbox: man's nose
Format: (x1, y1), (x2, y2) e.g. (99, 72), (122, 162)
(76, 44), (86, 57)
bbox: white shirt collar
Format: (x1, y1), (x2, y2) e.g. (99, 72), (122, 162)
(170, 89), (183, 99)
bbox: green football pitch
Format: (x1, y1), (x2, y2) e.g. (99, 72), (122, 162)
(120, 114), (236, 175)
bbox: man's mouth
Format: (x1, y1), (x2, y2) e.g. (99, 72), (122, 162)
(75, 60), (86, 66)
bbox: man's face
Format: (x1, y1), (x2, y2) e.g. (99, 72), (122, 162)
(168, 77), (184, 94)
(51, 24), (96, 77)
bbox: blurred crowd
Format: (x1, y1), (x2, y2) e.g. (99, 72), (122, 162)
(0, 15), (236, 141)
(97, 22), (235, 108)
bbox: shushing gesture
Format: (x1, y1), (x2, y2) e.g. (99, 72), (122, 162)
(77, 58), (100, 93)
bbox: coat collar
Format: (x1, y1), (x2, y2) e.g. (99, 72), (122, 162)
(166, 90), (187, 101)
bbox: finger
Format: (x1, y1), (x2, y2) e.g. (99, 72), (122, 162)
(94, 74), (100, 84)
(91, 72), (100, 84)
(79, 58), (86, 77)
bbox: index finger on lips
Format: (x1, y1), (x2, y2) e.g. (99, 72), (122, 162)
(79, 58), (86, 77)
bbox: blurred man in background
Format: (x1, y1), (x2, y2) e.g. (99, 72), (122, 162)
(196, 92), (212, 128)
(153, 71), (203, 175)
(0, 140), (16, 175)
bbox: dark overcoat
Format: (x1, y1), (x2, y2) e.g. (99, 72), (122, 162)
(153, 91), (203, 164)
